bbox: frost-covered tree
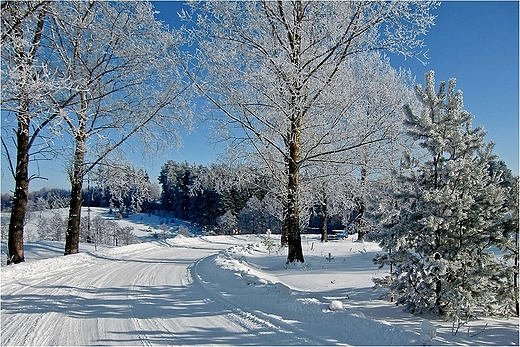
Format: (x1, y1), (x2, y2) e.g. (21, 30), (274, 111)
(42, 1), (191, 255)
(36, 210), (66, 241)
(237, 195), (282, 235)
(304, 54), (415, 242)
(92, 161), (155, 215)
(188, 1), (438, 263)
(1, 1), (67, 264)
(2, 1), (191, 260)
(502, 175), (519, 316)
(371, 71), (511, 319)
(83, 215), (137, 247)
(216, 210), (237, 235)
(488, 160), (519, 316)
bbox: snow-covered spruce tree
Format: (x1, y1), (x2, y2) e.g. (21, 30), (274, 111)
(371, 71), (510, 319)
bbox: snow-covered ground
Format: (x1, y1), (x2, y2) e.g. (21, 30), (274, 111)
(1, 208), (518, 346)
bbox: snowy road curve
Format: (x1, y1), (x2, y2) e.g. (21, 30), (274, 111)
(3, 235), (518, 346)
(1, 238), (313, 346)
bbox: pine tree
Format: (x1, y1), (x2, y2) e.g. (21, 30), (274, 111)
(489, 161), (519, 316)
(372, 71), (510, 319)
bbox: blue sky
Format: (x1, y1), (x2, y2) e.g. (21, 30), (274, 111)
(1, 1), (518, 193)
(391, 1), (519, 175)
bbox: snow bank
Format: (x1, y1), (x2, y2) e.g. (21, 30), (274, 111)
(201, 236), (519, 346)
(197, 240), (421, 345)
(421, 319), (437, 345)
(1, 210), (517, 346)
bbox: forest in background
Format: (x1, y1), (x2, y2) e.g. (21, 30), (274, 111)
(1, 159), (358, 237)
(1, 158), (515, 239)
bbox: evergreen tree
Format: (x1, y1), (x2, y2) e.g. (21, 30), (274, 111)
(371, 71), (511, 319)
(159, 160), (192, 216)
(488, 160), (519, 316)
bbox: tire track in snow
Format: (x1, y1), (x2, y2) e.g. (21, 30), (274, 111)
(126, 250), (182, 346)
(1, 253), (106, 346)
(135, 240), (298, 345)
(1, 243), (161, 346)
(192, 255), (331, 345)
(127, 240), (286, 345)
(4, 237), (326, 345)
(118, 242), (252, 346)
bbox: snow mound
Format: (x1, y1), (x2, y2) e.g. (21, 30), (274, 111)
(240, 271), (270, 285)
(274, 282), (292, 295)
(1, 251), (95, 283)
(329, 300), (344, 311)
(421, 320), (436, 345)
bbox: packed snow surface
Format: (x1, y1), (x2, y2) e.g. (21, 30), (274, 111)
(1, 209), (518, 346)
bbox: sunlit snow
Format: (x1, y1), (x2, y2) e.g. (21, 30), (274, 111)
(1, 208), (518, 346)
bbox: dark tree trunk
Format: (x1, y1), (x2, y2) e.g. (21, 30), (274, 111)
(356, 197), (367, 241)
(320, 197), (328, 242)
(65, 108), (87, 255)
(357, 166), (367, 241)
(7, 116), (30, 264)
(6, 4), (47, 264)
(280, 201), (288, 246)
(435, 279), (444, 316)
(285, 120), (304, 263)
(284, 200), (304, 264)
(64, 175), (83, 255)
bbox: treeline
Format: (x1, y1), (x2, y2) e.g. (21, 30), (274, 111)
(2, 159), (515, 242)
(1, 188), (70, 212)
(2, 159), (350, 237)
(1, 161), (281, 237)
(156, 161), (359, 235)
(158, 160), (281, 234)
(1, 184), (158, 215)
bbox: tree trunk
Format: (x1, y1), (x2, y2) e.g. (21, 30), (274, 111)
(435, 279), (444, 316)
(65, 103), (87, 255)
(64, 173), (83, 255)
(284, 185), (303, 263)
(6, 2), (48, 264)
(280, 200), (288, 246)
(357, 166), (367, 241)
(320, 196), (328, 242)
(285, 120), (304, 263)
(356, 197), (367, 241)
(7, 115), (30, 264)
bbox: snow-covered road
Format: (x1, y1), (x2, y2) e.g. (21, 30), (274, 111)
(1, 237), (322, 346)
(2, 234), (518, 346)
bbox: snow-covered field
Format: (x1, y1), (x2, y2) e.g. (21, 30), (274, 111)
(1, 208), (518, 346)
